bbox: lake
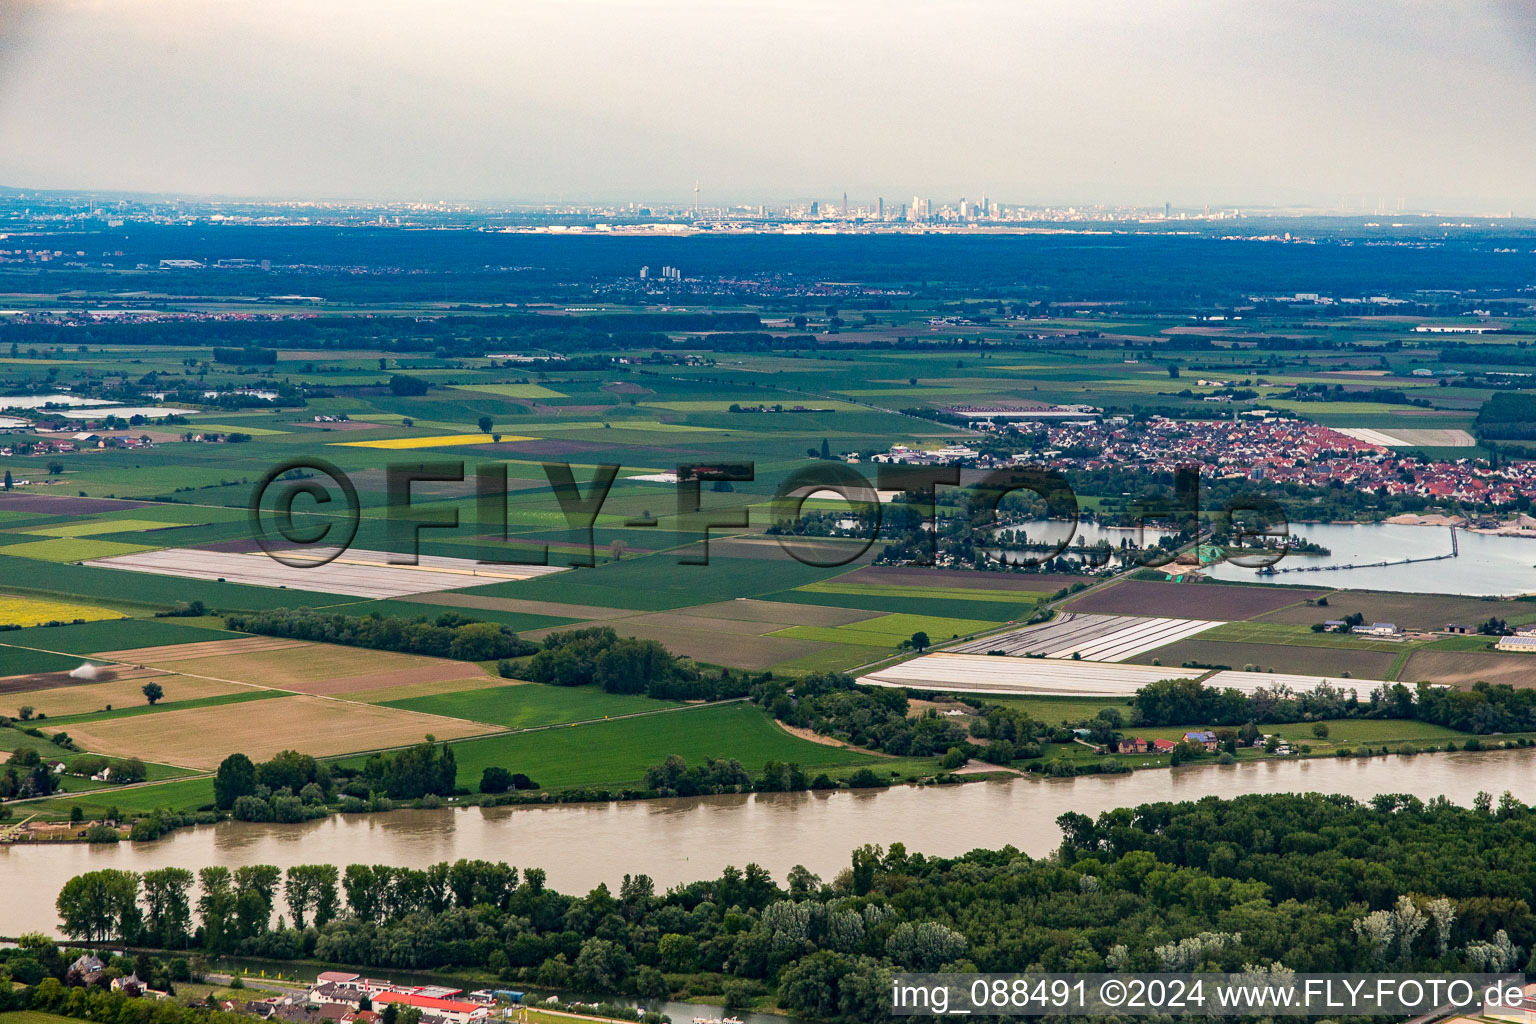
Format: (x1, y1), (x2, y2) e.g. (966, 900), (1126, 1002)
(1206, 521), (1536, 595)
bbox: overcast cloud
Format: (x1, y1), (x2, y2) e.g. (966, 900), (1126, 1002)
(0, 0), (1533, 211)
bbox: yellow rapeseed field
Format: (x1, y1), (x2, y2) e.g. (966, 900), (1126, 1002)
(0, 593), (123, 628)
(331, 432), (531, 449)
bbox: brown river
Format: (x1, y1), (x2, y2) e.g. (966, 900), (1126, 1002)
(5, 749), (1535, 936)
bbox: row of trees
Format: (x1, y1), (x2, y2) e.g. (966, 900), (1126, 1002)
(1131, 676), (1536, 734)
(50, 791), (1536, 1022)
(222, 608), (536, 662)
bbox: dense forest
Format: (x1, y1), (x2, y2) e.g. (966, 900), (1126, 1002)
(26, 792), (1536, 1023)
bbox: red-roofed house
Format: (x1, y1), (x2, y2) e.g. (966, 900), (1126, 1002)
(372, 993), (489, 1024)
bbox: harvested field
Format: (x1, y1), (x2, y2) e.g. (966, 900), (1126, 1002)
(862, 654), (1199, 696)
(344, 675), (509, 704)
(0, 666), (145, 695)
(950, 613), (1221, 662)
(836, 566), (1079, 591)
(1126, 639), (1397, 678)
(1399, 650), (1536, 686)
(58, 694), (498, 769)
(295, 662), (491, 696)
(95, 636), (304, 663)
(0, 494), (150, 514)
(1067, 580), (1322, 619)
(0, 672), (252, 718)
(1202, 669), (1390, 695)
(685, 599), (878, 626)
(85, 547), (568, 598)
(126, 641), (487, 694)
(702, 535), (879, 564)
(1256, 590), (1518, 631)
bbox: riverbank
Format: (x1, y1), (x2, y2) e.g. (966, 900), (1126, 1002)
(9, 717), (1534, 845)
(7, 744), (1536, 938)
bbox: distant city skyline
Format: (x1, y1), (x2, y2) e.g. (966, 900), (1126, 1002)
(1, 1), (1535, 213)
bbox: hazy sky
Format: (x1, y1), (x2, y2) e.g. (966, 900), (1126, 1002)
(2, 0), (1535, 210)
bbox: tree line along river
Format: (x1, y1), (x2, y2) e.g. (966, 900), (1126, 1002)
(5, 747), (1535, 937)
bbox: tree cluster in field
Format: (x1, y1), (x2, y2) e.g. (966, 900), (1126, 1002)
(521, 626), (751, 701)
(1131, 676), (1536, 734)
(212, 750), (335, 823)
(213, 740), (471, 817)
(1, 745), (60, 799)
(43, 790), (1536, 1023)
(754, 672), (985, 759)
(222, 608), (536, 662)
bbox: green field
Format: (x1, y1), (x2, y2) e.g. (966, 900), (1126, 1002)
(3, 537), (154, 561)
(973, 694), (1132, 725)
(0, 1011), (78, 1024)
(24, 775), (219, 819)
(771, 612), (1000, 648)
(22, 518), (194, 538)
(430, 701), (884, 789)
(0, 645), (79, 676)
(0, 555), (345, 611)
(449, 383), (567, 399)
(383, 682), (681, 729)
(476, 554), (851, 611)
(795, 581), (1048, 604)
(764, 588), (1035, 622)
(0, 617), (249, 655)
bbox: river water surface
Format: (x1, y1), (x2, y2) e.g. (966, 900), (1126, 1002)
(6, 749), (1535, 936)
